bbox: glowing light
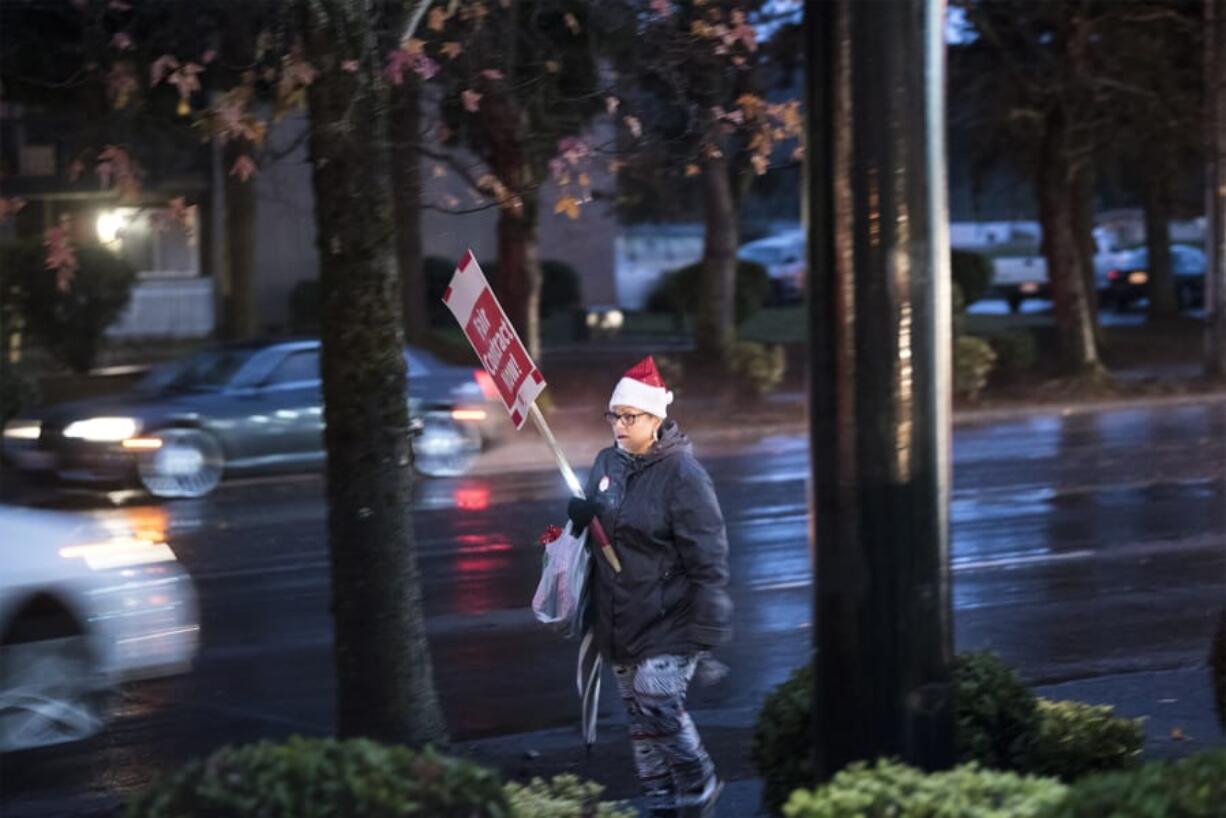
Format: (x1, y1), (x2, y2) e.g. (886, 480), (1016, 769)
(122, 437), (164, 450)
(451, 408), (488, 422)
(96, 210), (129, 247)
(453, 486), (491, 511)
(2, 421), (40, 440)
(64, 417), (140, 442)
(59, 538), (176, 570)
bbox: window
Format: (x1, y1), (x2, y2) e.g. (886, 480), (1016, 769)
(266, 351), (320, 386)
(95, 206), (199, 279)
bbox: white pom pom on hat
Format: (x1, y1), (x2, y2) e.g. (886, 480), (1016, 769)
(609, 356), (674, 419)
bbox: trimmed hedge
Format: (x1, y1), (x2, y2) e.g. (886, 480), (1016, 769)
(753, 653), (1143, 815)
(954, 336), (997, 401)
(724, 341), (786, 398)
(126, 738), (510, 818)
(953, 652), (1039, 771)
(751, 664), (816, 814)
(952, 249), (993, 306)
(505, 775), (636, 818)
(646, 259), (770, 326)
(1051, 751), (1226, 818)
(127, 738), (632, 818)
(781, 759), (1067, 818)
(1025, 699), (1143, 780)
(987, 330), (1040, 379)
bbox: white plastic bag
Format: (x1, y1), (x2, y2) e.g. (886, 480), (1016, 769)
(532, 521), (590, 639)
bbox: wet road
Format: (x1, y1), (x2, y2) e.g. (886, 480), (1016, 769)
(4, 399), (1226, 812)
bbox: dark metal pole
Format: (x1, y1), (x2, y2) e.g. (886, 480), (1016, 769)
(805, 0), (954, 777)
(1206, 0), (1226, 378)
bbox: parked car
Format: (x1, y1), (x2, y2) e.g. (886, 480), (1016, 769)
(986, 254), (1050, 313)
(0, 505), (198, 750)
(738, 231), (806, 304)
(2, 340), (498, 499)
(1100, 244), (1206, 311)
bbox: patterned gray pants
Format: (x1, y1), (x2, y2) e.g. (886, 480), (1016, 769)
(613, 654), (716, 813)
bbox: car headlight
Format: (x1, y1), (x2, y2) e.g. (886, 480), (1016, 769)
(59, 536), (177, 571)
(2, 420), (41, 440)
(63, 416), (141, 442)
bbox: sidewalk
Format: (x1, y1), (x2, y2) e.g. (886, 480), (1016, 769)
(455, 664), (1226, 817)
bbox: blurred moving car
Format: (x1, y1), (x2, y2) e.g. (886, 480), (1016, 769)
(0, 505), (198, 751)
(2, 340), (498, 499)
(738, 230), (806, 304)
(1100, 244), (1206, 311)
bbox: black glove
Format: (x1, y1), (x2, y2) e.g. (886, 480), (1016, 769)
(567, 497), (600, 535)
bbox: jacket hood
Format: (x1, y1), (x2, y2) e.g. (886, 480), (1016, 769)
(617, 418), (691, 468)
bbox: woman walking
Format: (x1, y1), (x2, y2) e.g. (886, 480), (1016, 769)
(567, 356), (733, 818)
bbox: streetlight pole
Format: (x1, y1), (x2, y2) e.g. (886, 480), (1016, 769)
(804, 0), (955, 777)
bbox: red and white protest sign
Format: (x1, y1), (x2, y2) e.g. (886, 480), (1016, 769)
(442, 250), (546, 429)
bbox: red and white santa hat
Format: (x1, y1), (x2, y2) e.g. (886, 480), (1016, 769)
(609, 356), (674, 419)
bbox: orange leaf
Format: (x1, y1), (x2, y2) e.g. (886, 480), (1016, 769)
(685, 164), (700, 177)
(553, 196), (581, 220)
(441, 41), (463, 59)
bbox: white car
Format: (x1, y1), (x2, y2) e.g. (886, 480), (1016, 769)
(738, 231), (807, 304)
(0, 505), (199, 751)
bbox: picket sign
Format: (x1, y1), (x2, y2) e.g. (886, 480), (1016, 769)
(442, 250), (621, 574)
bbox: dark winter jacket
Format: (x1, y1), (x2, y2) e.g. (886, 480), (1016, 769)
(582, 420), (733, 664)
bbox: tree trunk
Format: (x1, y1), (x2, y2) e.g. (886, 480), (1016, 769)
(1208, 0), (1226, 377)
(389, 74), (429, 345)
(493, 190), (543, 361)
(1142, 156), (1178, 321)
(222, 139), (257, 340)
(300, 0), (446, 747)
(1070, 160), (1103, 346)
(1037, 110), (1101, 376)
(696, 153), (738, 360)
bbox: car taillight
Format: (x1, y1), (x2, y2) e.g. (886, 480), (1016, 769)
(473, 370), (499, 401)
(1107, 269), (1120, 281)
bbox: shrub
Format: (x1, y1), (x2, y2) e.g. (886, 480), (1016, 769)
(1051, 751), (1226, 818)
(0, 364), (40, 427)
(751, 664), (816, 814)
(954, 336), (997, 401)
(539, 260), (582, 318)
(753, 653), (1141, 814)
(646, 259), (770, 325)
(1025, 699), (1143, 780)
(125, 737), (510, 818)
(1, 239), (136, 373)
(952, 250), (993, 307)
(505, 775), (636, 818)
(988, 330), (1039, 379)
(655, 354), (684, 398)
(725, 341), (786, 399)
(782, 759), (1067, 818)
(953, 652), (1039, 772)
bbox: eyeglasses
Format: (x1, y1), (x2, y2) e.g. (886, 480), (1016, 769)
(603, 411), (649, 426)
